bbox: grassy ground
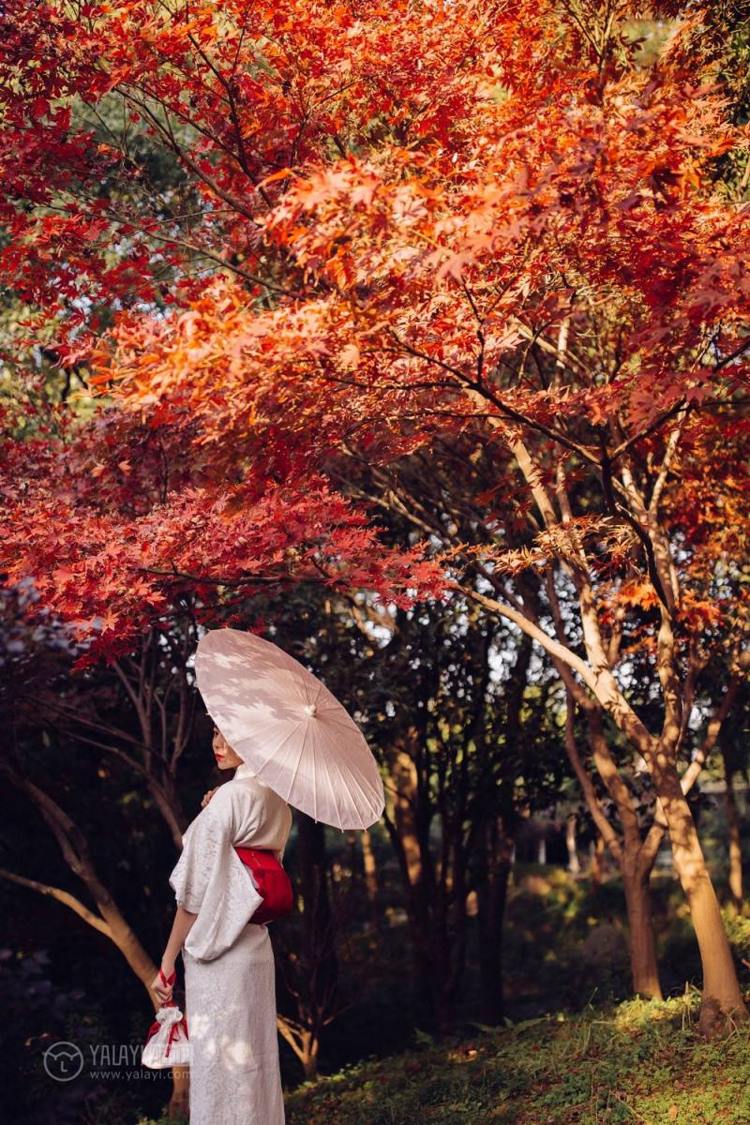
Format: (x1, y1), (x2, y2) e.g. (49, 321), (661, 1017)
(284, 995), (750, 1125)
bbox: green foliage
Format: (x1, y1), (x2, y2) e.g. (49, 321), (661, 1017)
(284, 997), (750, 1124)
(723, 912), (750, 962)
(621, 19), (674, 69)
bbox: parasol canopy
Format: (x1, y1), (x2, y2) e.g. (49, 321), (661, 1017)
(195, 628), (384, 830)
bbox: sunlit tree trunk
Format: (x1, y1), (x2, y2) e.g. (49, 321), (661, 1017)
(562, 695), (663, 999)
(652, 760), (746, 1033)
(390, 746), (423, 885)
(566, 813), (581, 875)
(276, 1017), (320, 1083)
(589, 836), (605, 887)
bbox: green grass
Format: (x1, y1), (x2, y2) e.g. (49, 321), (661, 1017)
(284, 995), (750, 1125)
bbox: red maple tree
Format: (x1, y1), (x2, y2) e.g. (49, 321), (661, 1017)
(2, 1), (749, 1028)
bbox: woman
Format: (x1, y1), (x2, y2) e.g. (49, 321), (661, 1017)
(152, 727), (293, 1124)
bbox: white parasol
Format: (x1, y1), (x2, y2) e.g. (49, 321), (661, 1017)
(194, 628), (384, 830)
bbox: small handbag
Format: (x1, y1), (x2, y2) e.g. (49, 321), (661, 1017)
(142, 969), (190, 1069)
(234, 846), (294, 924)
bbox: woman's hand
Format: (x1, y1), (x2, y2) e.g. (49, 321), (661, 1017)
(200, 787), (218, 808)
(152, 964), (175, 1005)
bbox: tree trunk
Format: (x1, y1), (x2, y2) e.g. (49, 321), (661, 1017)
(302, 1033), (319, 1082)
(150, 775), (187, 850)
(384, 744), (439, 1023)
(621, 863), (662, 999)
(381, 810), (435, 1023)
(391, 749), (423, 884)
(654, 762), (747, 1032)
(476, 818), (513, 1025)
(723, 752), (743, 909)
(589, 836), (605, 886)
(277, 1018), (320, 1083)
(566, 814), (581, 875)
(361, 828), (380, 928)
(296, 811), (338, 1003)
(444, 835), (469, 1016)
(277, 812), (337, 1076)
(561, 697), (663, 999)
(95, 904), (160, 995)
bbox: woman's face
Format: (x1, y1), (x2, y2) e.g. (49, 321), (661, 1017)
(212, 728), (243, 770)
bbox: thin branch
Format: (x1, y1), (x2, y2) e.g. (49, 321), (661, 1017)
(0, 867), (112, 936)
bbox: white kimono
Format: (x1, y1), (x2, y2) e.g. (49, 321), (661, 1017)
(169, 764), (293, 1125)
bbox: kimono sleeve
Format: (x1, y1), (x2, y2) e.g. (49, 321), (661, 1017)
(168, 784), (264, 962)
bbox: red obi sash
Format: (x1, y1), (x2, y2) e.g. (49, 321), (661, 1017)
(234, 847), (294, 925)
